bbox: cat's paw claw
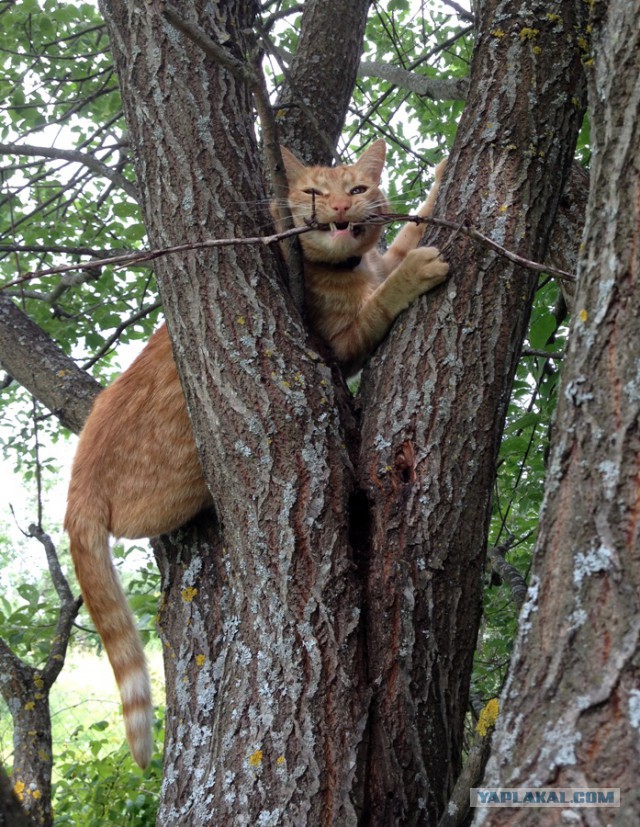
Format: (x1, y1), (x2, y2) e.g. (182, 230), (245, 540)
(408, 246), (450, 288)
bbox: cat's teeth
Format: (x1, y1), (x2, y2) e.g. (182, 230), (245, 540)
(329, 222), (355, 234)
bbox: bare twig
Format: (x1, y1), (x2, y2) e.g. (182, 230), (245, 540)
(81, 300), (162, 369)
(391, 214), (577, 283)
(0, 223), (319, 289)
(0, 243), (116, 258)
(0, 213), (578, 290)
(28, 524), (74, 605)
(26, 525), (82, 689)
(441, 0), (476, 24)
(437, 730), (493, 827)
(0, 142), (138, 201)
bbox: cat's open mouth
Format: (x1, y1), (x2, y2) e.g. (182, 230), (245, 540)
(306, 217), (368, 238)
(328, 221), (366, 238)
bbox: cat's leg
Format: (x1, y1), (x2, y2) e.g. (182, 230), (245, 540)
(380, 158), (448, 276)
(329, 245), (449, 374)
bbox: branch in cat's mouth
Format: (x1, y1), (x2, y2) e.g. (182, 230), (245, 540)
(7, 213), (578, 289)
(309, 220), (366, 238)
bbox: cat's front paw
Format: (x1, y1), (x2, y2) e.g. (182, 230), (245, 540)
(406, 246), (449, 291)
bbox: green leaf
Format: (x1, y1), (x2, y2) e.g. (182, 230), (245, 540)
(529, 312), (558, 349)
(17, 583), (41, 608)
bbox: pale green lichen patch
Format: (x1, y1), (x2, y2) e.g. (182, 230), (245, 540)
(181, 586), (198, 603)
(519, 27), (540, 40)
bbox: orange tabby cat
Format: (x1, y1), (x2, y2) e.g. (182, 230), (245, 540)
(279, 139), (449, 374)
(64, 140), (448, 768)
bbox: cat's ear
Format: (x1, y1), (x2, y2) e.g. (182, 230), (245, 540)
(279, 146), (306, 183)
(354, 139), (386, 182)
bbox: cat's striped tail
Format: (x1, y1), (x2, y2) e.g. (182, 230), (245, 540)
(65, 514), (153, 769)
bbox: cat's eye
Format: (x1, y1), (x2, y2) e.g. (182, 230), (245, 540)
(350, 185), (368, 195)
(303, 187), (322, 196)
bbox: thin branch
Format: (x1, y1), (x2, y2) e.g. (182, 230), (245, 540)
(26, 525), (82, 689)
(441, 0), (476, 24)
(0, 243), (119, 258)
(42, 593), (83, 688)
(437, 729), (493, 827)
(27, 524), (74, 605)
(261, 3), (304, 30)
(0, 213), (578, 290)
(30, 399), (44, 529)
(81, 300), (162, 369)
(358, 61), (469, 100)
(0, 223), (322, 288)
(0, 143), (138, 201)
(163, 5), (258, 85)
(424, 215), (577, 282)
(487, 544), (529, 611)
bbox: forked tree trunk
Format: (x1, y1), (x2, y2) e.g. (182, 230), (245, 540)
(100, 0), (591, 823)
(477, 0), (640, 823)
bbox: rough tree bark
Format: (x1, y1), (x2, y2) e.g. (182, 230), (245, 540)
(0, 763), (34, 827)
(273, 0), (372, 164)
(98, 0), (593, 822)
(0, 0), (611, 824)
(0, 529), (81, 827)
(100, 0), (366, 822)
(476, 0), (640, 823)
(0, 293), (101, 433)
(356, 0), (589, 821)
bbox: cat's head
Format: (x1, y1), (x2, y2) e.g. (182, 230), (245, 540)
(279, 140), (388, 264)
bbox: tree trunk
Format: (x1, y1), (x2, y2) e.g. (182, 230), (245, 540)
(0, 523), (80, 827)
(99, 0), (594, 822)
(273, 0), (372, 164)
(0, 293), (100, 433)
(477, 0), (640, 823)
(101, 0), (367, 822)
(0, 763), (34, 827)
(0, 644), (53, 827)
(357, 0), (589, 821)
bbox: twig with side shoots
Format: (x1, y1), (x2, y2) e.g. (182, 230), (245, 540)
(0, 223), (319, 289)
(0, 213), (577, 291)
(376, 214), (577, 283)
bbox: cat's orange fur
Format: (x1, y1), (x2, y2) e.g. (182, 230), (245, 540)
(280, 140), (448, 374)
(64, 327), (210, 768)
(64, 140), (448, 768)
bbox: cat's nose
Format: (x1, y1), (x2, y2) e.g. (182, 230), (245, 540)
(330, 199), (350, 218)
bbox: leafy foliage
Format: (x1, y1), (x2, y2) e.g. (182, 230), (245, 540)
(52, 714), (163, 827)
(474, 279), (569, 701)
(0, 0), (156, 383)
